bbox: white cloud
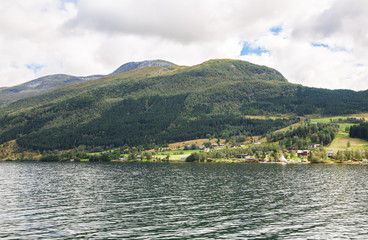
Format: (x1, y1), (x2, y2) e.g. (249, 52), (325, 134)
(0, 0), (367, 91)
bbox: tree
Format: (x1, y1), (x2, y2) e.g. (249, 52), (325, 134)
(345, 149), (352, 160)
(144, 152), (152, 160)
(100, 153), (112, 161)
(308, 151), (320, 163)
(290, 150), (296, 159)
(186, 152), (201, 162)
(354, 150), (362, 160)
(128, 153), (136, 160)
(336, 150), (345, 162)
(40, 154), (61, 162)
(204, 142), (212, 148)
(270, 150), (280, 161)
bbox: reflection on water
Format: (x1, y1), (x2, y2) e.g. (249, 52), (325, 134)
(1, 162), (368, 239)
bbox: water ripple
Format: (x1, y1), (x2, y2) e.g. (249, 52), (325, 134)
(1, 162), (368, 239)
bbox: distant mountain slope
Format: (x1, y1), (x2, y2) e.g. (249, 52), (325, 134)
(109, 60), (176, 75)
(0, 60), (175, 106)
(0, 74), (85, 105)
(0, 59), (367, 151)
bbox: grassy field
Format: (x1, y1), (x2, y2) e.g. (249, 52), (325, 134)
(154, 149), (203, 161)
(244, 115), (290, 120)
(167, 139), (227, 150)
(309, 114), (368, 150)
(327, 136), (368, 151)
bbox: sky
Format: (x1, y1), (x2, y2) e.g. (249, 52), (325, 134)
(0, 0), (367, 91)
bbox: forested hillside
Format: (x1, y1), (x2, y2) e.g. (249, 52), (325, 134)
(0, 59), (367, 151)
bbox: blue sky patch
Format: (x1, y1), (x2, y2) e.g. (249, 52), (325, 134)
(311, 42), (329, 48)
(26, 64), (45, 74)
(240, 42), (269, 56)
(311, 42), (350, 53)
(270, 26), (282, 35)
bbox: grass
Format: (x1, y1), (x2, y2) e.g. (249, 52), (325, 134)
(153, 149), (203, 161)
(309, 114), (368, 151)
(327, 137), (368, 151)
(244, 115), (289, 120)
(167, 138), (227, 150)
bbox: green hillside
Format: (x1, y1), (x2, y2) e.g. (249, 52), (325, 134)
(0, 59), (367, 151)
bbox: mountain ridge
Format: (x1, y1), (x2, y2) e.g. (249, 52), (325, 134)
(0, 60), (176, 106)
(109, 59), (176, 75)
(0, 58), (367, 151)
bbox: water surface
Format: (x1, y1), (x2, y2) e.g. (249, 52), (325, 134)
(0, 162), (367, 239)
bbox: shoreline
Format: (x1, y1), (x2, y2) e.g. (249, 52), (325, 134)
(2, 159), (367, 165)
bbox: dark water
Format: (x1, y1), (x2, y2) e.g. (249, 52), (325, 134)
(1, 162), (368, 239)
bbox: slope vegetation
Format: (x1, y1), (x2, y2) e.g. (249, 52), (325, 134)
(0, 59), (367, 151)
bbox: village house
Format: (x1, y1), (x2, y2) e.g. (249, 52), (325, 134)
(308, 144), (321, 148)
(297, 150), (310, 157)
(287, 147), (298, 151)
(327, 151), (335, 157)
(246, 158), (259, 163)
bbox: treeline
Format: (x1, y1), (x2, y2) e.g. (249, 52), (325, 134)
(266, 123), (339, 148)
(349, 123), (368, 140)
(39, 150), (121, 162)
(186, 144), (284, 162)
(335, 149), (368, 161)
(331, 117), (364, 124)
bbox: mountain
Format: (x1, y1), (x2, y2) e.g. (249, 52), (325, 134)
(0, 59), (367, 151)
(0, 60), (174, 106)
(109, 60), (176, 75)
(0, 74), (85, 105)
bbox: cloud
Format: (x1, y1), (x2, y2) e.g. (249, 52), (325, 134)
(0, 0), (367, 91)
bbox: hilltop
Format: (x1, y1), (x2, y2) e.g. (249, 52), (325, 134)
(109, 59), (176, 75)
(0, 60), (174, 106)
(0, 59), (367, 151)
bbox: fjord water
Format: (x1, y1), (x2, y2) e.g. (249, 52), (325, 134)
(1, 162), (368, 239)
